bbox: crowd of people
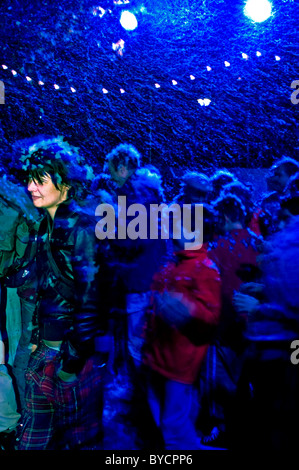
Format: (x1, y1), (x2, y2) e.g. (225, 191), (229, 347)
(0, 136), (299, 451)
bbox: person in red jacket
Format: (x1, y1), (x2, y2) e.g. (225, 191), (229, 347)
(143, 205), (221, 450)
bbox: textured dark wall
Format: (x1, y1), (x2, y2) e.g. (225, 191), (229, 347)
(0, 0), (298, 184)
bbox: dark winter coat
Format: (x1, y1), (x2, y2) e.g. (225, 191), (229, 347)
(34, 198), (108, 373)
(110, 168), (168, 295)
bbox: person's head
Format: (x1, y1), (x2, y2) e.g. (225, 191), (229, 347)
(212, 193), (246, 234)
(22, 137), (93, 219)
(221, 181), (254, 224)
(181, 171), (212, 203)
(104, 143), (141, 187)
(210, 170), (237, 200)
(267, 157), (299, 193)
(221, 181), (252, 206)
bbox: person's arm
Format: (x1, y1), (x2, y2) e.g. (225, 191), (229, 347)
(61, 222), (108, 375)
(154, 265), (221, 345)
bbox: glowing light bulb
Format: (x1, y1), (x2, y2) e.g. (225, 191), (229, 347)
(120, 11), (138, 31)
(197, 98), (211, 106)
(11, 70), (17, 76)
(256, 51), (262, 57)
(275, 55), (281, 61)
(26, 76), (32, 81)
(172, 80), (177, 85)
(224, 61), (230, 67)
(38, 80), (44, 85)
(190, 75), (195, 80)
(244, 0), (272, 23)
(70, 87), (76, 93)
(120, 88), (125, 93)
(206, 66), (212, 71)
(54, 84), (60, 89)
(242, 53), (249, 59)
(154, 83), (160, 88)
(92, 6), (106, 17)
(2, 65), (8, 69)
(102, 88), (109, 93)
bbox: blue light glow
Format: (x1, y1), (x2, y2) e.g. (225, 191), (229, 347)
(244, 0), (272, 23)
(120, 11), (138, 31)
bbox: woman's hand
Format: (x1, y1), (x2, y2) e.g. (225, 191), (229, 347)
(233, 292), (260, 317)
(239, 282), (264, 296)
(233, 292), (260, 319)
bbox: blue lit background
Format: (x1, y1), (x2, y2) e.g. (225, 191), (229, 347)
(0, 0), (298, 185)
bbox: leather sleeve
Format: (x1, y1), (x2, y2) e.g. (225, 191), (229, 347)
(62, 221), (107, 373)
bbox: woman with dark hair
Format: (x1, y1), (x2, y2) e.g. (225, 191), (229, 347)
(17, 137), (109, 450)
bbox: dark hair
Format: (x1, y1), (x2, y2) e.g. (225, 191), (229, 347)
(21, 137), (94, 201)
(212, 193), (247, 225)
(104, 143), (141, 172)
(210, 170), (237, 199)
(221, 181), (254, 221)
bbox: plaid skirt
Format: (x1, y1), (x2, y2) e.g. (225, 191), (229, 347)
(17, 342), (106, 450)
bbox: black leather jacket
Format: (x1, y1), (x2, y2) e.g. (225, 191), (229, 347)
(35, 199), (108, 373)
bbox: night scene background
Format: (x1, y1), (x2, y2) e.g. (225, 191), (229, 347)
(0, 0), (298, 198)
(0, 0), (299, 453)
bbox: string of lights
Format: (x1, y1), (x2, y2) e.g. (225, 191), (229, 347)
(0, 0), (297, 173)
(1, 51), (282, 106)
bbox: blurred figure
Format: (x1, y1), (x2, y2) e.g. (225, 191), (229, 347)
(220, 181), (255, 232)
(266, 157), (299, 194)
(210, 170), (237, 201)
(105, 143), (167, 368)
(105, 143), (167, 448)
(233, 216), (299, 451)
(173, 171), (212, 205)
(256, 191), (282, 238)
(143, 205), (221, 450)
(0, 174), (40, 448)
(254, 158), (299, 238)
(199, 193), (261, 448)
